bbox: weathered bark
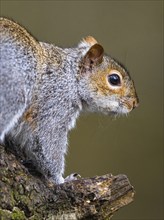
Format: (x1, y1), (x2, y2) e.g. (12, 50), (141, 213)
(0, 144), (135, 219)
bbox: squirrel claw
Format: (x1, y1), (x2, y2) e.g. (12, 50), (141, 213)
(64, 173), (81, 182)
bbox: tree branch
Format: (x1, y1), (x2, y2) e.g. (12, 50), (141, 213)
(0, 144), (135, 219)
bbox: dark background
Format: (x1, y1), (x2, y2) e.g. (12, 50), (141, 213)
(1, 1), (163, 219)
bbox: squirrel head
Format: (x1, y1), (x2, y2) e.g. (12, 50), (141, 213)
(78, 36), (139, 115)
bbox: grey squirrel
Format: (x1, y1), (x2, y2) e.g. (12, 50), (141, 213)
(0, 18), (139, 184)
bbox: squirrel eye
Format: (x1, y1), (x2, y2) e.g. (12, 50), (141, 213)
(108, 74), (121, 86)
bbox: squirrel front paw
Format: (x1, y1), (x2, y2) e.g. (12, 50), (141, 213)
(64, 173), (81, 182)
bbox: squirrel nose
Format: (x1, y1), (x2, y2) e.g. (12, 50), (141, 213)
(132, 97), (139, 109)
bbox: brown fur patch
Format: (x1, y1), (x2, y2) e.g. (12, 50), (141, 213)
(23, 106), (38, 130)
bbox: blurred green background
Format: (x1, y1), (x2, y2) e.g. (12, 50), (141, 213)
(1, 1), (163, 219)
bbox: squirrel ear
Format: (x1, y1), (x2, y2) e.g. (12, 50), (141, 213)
(83, 43), (104, 67)
(80, 36), (98, 47)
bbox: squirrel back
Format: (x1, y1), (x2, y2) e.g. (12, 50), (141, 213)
(0, 18), (42, 133)
(0, 18), (139, 184)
